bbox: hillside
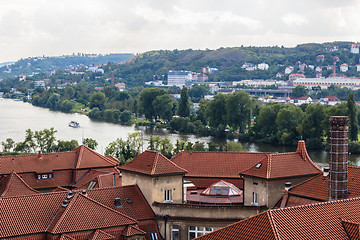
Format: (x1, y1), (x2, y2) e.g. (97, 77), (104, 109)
(109, 41), (360, 85)
(0, 53), (134, 79)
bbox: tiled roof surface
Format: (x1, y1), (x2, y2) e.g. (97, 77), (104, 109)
(74, 145), (119, 169)
(171, 151), (268, 178)
(119, 150), (187, 176)
(197, 197), (360, 240)
(122, 225), (146, 237)
(240, 141), (322, 179)
(59, 234), (76, 240)
(341, 219), (360, 240)
(195, 211), (276, 240)
(86, 185), (155, 221)
(0, 186), (157, 239)
(288, 166), (360, 201)
(88, 229), (115, 240)
(0, 171), (39, 196)
(47, 193), (137, 234)
(73, 168), (119, 189)
(0, 146), (119, 175)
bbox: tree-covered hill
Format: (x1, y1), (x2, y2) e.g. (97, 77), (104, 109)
(107, 41), (360, 85)
(0, 53), (134, 79)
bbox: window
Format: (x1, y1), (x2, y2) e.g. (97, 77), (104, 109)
(188, 226), (213, 239)
(37, 173), (53, 180)
(172, 225), (179, 240)
(149, 231), (158, 240)
(165, 189), (172, 202)
(42, 174), (48, 179)
(253, 192), (258, 206)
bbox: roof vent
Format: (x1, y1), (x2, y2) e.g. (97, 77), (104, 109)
(114, 197), (122, 208)
(285, 182), (292, 191)
(61, 199), (69, 208)
(67, 191), (74, 199)
(125, 197), (133, 204)
(81, 190), (87, 196)
(323, 167), (330, 179)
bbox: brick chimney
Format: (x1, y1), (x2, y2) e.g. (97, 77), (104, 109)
(38, 151), (42, 159)
(296, 140), (310, 161)
(329, 116), (349, 200)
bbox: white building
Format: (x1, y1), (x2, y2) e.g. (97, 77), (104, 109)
(34, 81), (45, 89)
(340, 64), (348, 72)
(235, 80), (279, 87)
(87, 66), (104, 74)
(357, 64), (360, 72)
(293, 77), (360, 89)
(115, 82), (126, 91)
(351, 44), (360, 54)
(284, 66), (293, 74)
(257, 63), (269, 70)
(19, 74), (26, 81)
(167, 70), (192, 87)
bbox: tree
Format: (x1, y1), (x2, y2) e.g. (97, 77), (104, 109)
(300, 104), (326, 141)
(138, 88), (168, 120)
(56, 140), (79, 152)
(226, 91), (252, 132)
(348, 93), (358, 141)
(34, 128), (58, 153)
(153, 94), (176, 121)
(83, 138), (98, 150)
(1, 138), (15, 152)
(14, 129), (37, 153)
(206, 94), (227, 128)
(292, 85), (308, 97)
(276, 105), (303, 145)
(225, 142), (245, 152)
(178, 86), (190, 117)
(90, 92), (106, 110)
(120, 110), (132, 124)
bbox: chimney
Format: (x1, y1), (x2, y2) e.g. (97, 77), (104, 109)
(329, 116), (349, 200)
(38, 151), (42, 158)
(296, 140), (309, 160)
(285, 182), (292, 191)
(323, 167), (330, 179)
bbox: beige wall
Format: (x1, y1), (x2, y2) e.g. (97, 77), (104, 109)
(121, 171), (184, 205)
(243, 175), (317, 207)
(154, 203), (266, 240)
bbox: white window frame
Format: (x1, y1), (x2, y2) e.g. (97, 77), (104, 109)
(165, 189), (172, 202)
(149, 231), (158, 240)
(188, 226), (213, 239)
(252, 192), (258, 206)
(172, 225), (179, 240)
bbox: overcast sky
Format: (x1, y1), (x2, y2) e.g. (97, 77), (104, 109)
(1, 0), (360, 63)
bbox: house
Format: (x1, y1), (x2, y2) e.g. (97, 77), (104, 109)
(289, 96), (312, 105)
(284, 66), (293, 75)
(340, 63), (348, 72)
(257, 63), (269, 70)
(321, 96), (341, 106)
(0, 185), (160, 240)
(0, 145), (121, 191)
(289, 73), (305, 82)
(316, 55), (325, 62)
(118, 142), (322, 240)
(351, 44), (360, 54)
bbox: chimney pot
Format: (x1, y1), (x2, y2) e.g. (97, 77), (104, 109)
(285, 182), (292, 191)
(38, 151), (42, 158)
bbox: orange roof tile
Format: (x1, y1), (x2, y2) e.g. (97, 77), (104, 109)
(286, 166), (360, 202)
(59, 234), (76, 240)
(0, 171), (38, 196)
(121, 225), (146, 237)
(88, 229), (115, 240)
(74, 145), (120, 169)
(171, 151), (267, 178)
(197, 197), (360, 240)
(119, 150), (187, 176)
(341, 219), (360, 239)
(240, 141), (322, 179)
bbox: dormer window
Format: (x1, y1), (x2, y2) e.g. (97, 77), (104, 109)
(37, 173), (53, 180)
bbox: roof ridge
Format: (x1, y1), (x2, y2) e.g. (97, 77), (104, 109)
(75, 146), (85, 169)
(1, 171), (39, 196)
(0, 151), (75, 159)
(267, 155), (272, 179)
(151, 152), (160, 175)
(267, 211), (280, 240)
(50, 193), (79, 233)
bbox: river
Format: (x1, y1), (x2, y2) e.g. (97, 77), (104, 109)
(0, 98), (359, 166)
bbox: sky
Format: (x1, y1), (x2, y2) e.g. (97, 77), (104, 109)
(1, 0), (360, 63)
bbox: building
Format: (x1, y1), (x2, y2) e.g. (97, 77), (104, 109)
(293, 77), (360, 89)
(284, 66), (293, 74)
(115, 82), (126, 91)
(289, 73), (305, 81)
(351, 44), (360, 54)
(34, 80), (46, 89)
(257, 63), (269, 70)
(316, 55), (325, 62)
(168, 70), (192, 87)
(340, 63), (348, 72)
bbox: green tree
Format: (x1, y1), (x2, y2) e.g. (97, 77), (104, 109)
(1, 138), (15, 152)
(226, 91), (252, 132)
(292, 85), (308, 97)
(83, 138), (98, 150)
(34, 128), (58, 153)
(178, 86), (190, 117)
(225, 142), (245, 152)
(56, 140), (79, 152)
(206, 94), (227, 128)
(90, 92), (106, 110)
(193, 141), (206, 151)
(300, 104), (326, 141)
(14, 129), (37, 153)
(276, 105), (303, 145)
(153, 94), (176, 121)
(138, 88), (167, 120)
(347, 93), (358, 141)
(120, 110), (132, 124)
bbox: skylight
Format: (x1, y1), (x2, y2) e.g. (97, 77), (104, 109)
(201, 180), (242, 196)
(255, 163), (262, 169)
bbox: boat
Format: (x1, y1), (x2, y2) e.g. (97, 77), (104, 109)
(68, 121), (80, 128)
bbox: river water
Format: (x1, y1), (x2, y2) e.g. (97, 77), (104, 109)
(0, 98), (359, 166)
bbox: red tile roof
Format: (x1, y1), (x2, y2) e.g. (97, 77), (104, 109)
(341, 219), (360, 240)
(89, 229), (115, 240)
(240, 141), (322, 179)
(119, 150), (187, 176)
(46, 193), (137, 234)
(285, 166), (360, 202)
(196, 196), (360, 240)
(185, 178), (244, 190)
(171, 151), (267, 178)
(121, 225), (146, 237)
(73, 145), (119, 169)
(0, 171), (39, 196)
(0, 186), (157, 239)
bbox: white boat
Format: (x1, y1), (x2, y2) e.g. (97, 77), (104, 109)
(68, 121), (80, 128)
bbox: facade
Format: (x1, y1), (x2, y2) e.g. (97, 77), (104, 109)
(293, 77), (360, 89)
(340, 63), (348, 72)
(168, 71), (192, 87)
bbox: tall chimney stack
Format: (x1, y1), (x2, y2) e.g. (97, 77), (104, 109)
(329, 116), (349, 200)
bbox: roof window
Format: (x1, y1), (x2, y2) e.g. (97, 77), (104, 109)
(201, 180), (242, 196)
(114, 197), (122, 208)
(255, 163), (262, 169)
(125, 197), (132, 204)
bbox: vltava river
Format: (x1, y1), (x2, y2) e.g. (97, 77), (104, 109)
(1, 98), (359, 166)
